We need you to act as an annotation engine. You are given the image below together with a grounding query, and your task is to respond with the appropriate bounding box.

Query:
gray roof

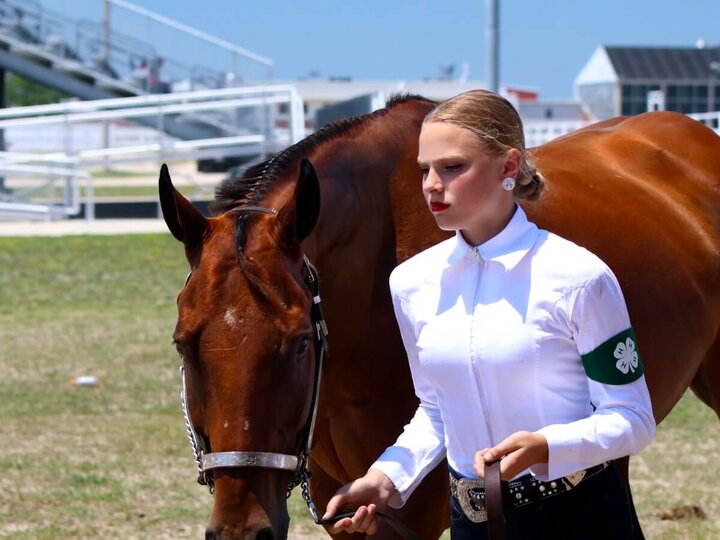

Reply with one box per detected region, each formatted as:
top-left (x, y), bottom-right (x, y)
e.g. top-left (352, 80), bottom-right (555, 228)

top-left (605, 46), bottom-right (720, 80)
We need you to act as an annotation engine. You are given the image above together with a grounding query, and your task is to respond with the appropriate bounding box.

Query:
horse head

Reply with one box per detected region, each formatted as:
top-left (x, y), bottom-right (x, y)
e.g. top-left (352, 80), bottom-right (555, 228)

top-left (159, 160), bottom-right (322, 540)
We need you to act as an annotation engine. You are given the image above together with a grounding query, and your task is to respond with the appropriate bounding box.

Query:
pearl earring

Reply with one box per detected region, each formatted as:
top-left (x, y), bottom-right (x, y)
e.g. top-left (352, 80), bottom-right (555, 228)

top-left (502, 177), bottom-right (516, 191)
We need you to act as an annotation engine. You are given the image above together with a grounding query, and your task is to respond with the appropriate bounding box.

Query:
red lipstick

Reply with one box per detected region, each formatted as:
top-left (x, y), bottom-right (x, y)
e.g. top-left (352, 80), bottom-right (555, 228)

top-left (430, 202), bottom-right (450, 212)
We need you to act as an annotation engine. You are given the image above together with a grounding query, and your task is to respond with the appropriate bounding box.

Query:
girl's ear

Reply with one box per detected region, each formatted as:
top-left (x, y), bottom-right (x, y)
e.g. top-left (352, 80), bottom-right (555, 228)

top-left (502, 148), bottom-right (522, 179)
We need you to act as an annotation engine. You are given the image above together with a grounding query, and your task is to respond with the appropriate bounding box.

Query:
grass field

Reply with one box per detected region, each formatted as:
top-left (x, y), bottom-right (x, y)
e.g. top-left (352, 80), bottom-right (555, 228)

top-left (0, 233), bottom-right (718, 539)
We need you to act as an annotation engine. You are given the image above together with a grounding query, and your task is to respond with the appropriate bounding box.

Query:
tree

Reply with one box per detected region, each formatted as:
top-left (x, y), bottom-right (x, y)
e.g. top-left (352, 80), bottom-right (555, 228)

top-left (5, 73), bottom-right (68, 107)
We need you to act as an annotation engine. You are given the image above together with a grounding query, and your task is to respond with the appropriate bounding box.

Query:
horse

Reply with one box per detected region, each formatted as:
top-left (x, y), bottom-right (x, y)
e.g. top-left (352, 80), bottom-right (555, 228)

top-left (159, 95), bottom-right (720, 540)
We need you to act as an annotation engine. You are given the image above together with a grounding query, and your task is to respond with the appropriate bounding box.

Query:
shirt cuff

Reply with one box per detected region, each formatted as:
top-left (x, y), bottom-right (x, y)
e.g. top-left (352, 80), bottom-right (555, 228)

top-left (370, 446), bottom-right (432, 508)
top-left (531, 424), bottom-right (582, 481)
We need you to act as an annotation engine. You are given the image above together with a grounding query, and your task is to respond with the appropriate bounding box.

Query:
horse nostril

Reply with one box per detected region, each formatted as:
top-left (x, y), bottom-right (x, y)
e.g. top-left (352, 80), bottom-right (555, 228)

top-left (255, 527), bottom-right (275, 540)
top-left (205, 528), bottom-right (220, 540)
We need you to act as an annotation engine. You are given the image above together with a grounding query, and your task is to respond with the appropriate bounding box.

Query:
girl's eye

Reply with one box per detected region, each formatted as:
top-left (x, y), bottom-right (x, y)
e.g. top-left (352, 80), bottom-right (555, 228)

top-left (445, 164), bottom-right (462, 171)
top-left (419, 167), bottom-right (429, 177)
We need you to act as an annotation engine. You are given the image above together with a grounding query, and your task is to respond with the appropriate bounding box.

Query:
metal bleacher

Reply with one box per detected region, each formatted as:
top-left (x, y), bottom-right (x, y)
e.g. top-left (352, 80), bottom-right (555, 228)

top-left (0, 0), bottom-right (147, 99)
top-left (0, 0), bottom-right (304, 222)
top-left (0, 0), bottom-right (275, 141)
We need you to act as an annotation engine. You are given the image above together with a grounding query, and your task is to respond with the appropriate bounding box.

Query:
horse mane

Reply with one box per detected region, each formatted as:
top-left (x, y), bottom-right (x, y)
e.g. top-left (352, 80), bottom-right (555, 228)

top-left (209, 93), bottom-right (434, 215)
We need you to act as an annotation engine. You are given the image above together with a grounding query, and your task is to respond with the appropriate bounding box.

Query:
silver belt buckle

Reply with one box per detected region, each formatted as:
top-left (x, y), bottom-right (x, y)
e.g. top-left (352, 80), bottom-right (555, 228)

top-left (563, 469), bottom-right (587, 488)
top-left (456, 477), bottom-right (488, 523)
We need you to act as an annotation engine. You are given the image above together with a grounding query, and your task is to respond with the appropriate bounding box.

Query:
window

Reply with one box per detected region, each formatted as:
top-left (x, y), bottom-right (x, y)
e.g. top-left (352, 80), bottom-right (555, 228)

top-left (665, 84), bottom-right (711, 114)
top-left (620, 84), bottom-right (661, 115)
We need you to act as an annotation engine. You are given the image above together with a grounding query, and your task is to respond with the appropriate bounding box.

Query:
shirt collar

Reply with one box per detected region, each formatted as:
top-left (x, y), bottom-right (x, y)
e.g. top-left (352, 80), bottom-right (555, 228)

top-left (447, 205), bottom-right (539, 270)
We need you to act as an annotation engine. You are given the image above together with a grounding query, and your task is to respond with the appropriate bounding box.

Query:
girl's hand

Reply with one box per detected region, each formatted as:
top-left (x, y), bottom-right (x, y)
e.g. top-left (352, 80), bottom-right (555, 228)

top-left (323, 468), bottom-right (397, 535)
top-left (474, 431), bottom-right (548, 480)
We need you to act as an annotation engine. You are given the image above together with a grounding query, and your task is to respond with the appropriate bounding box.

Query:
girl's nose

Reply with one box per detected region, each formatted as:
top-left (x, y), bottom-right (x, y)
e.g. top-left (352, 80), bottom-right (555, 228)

top-left (423, 170), bottom-right (442, 193)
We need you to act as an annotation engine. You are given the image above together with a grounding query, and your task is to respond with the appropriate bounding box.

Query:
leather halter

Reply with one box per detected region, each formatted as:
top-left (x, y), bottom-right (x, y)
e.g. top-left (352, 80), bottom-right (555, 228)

top-left (179, 206), bottom-right (329, 520)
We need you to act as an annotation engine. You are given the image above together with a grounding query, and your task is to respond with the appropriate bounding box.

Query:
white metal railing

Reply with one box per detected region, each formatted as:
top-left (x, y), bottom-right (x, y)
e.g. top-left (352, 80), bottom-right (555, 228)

top-left (0, 84), bottom-right (305, 151)
top-left (525, 111), bottom-right (720, 147)
top-left (687, 111), bottom-right (720, 134)
top-left (0, 152), bottom-right (91, 221)
top-left (108, 0), bottom-right (273, 69)
top-left (0, 0), bottom-right (274, 94)
top-left (106, 0), bottom-right (274, 87)
top-left (0, 85), bottom-right (305, 221)
top-left (524, 120), bottom-right (591, 148)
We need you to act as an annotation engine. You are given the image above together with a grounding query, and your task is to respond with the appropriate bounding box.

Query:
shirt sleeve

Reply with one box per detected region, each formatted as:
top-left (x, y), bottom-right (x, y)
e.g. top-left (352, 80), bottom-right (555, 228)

top-left (530, 268), bottom-right (656, 481)
top-left (369, 280), bottom-right (447, 508)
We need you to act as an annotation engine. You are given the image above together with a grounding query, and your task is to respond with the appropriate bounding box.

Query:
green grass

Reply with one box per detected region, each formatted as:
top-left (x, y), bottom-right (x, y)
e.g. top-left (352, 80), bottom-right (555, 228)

top-left (89, 169), bottom-right (158, 179)
top-left (84, 185), bottom-right (212, 199)
top-left (0, 234), bottom-right (718, 539)
top-left (25, 184), bottom-right (210, 200)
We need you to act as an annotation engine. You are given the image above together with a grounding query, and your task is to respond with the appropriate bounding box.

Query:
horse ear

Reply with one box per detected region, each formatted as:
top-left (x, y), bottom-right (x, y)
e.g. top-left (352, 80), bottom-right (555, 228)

top-left (276, 159), bottom-right (320, 249)
top-left (158, 163), bottom-right (208, 252)
top-left (295, 159), bottom-right (321, 241)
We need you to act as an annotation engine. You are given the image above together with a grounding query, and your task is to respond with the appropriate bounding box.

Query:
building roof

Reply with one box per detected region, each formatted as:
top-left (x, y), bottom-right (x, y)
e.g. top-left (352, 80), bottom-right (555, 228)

top-left (605, 46), bottom-right (720, 80)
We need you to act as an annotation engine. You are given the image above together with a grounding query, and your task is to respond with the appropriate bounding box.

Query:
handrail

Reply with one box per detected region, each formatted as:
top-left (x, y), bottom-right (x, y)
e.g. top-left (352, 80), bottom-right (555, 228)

top-left (0, 84), bottom-right (305, 221)
top-left (687, 111), bottom-right (720, 133)
top-left (0, 154), bottom-right (90, 220)
top-left (0, 94), bottom-right (297, 129)
top-left (0, 0), bottom-right (274, 96)
top-left (0, 150), bottom-right (78, 164)
top-left (107, 0), bottom-right (274, 69)
top-left (0, 84), bottom-right (300, 119)
top-left (52, 134), bottom-right (265, 160)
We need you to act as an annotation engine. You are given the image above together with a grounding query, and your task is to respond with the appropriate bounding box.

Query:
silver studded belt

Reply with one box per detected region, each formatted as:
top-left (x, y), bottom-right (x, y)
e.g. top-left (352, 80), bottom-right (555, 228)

top-left (449, 462), bottom-right (611, 523)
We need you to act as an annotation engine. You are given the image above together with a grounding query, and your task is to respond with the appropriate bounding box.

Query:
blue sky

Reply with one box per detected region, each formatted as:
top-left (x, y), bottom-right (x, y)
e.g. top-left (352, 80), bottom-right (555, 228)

top-left (45, 1), bottom-right (720, 99)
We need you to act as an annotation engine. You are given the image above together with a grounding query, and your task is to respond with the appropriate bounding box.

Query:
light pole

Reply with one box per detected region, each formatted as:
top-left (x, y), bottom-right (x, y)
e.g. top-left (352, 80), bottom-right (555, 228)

top-left (486, 0), bottom-right (499, 93)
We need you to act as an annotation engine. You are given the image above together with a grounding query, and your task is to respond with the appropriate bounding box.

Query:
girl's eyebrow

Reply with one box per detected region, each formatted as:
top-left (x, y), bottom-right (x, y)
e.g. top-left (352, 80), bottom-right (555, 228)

top-left (417, 155), bottom-right (466, 166)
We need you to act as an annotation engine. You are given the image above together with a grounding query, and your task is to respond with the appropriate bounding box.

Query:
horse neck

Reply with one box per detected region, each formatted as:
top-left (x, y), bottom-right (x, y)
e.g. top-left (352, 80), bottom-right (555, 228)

top-left (303, 100), bottom-right (433, 261)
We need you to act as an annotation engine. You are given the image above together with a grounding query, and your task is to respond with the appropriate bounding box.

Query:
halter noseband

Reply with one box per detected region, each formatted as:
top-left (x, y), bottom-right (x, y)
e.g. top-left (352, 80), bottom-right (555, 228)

top-left (178, 207), bottom-right (329, 520)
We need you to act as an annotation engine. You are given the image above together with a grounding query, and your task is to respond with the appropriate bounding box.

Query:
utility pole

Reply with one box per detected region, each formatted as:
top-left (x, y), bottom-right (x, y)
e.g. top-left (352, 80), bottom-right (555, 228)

top-left (103, 0), bottom-right (111, 171)
top-left (0, 69), bottom-right (5, 194)
top-left (104, 0), bottom-right (111, 64)
top-left (487, 0), bottom-right (499, 93)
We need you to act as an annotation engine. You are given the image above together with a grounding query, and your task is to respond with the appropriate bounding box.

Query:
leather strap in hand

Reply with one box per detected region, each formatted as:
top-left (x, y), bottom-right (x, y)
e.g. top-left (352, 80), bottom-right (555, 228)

top-left (320, 511), bottom-right (423, 540)
top-left (485, 460), bottom-right (506, 540)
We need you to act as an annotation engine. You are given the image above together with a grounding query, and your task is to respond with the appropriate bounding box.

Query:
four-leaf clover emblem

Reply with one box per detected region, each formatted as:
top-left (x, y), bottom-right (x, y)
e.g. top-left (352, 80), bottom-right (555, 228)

top-left (614, 337), bottom-right (639, 374)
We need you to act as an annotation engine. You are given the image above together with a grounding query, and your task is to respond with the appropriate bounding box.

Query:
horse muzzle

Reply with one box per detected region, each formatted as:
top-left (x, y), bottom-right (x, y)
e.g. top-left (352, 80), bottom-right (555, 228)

top-left (205, 525), bottom-right (276, 540)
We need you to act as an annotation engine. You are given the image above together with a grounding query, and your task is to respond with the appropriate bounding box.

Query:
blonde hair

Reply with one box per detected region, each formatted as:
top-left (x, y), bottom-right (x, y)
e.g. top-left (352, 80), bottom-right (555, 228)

top-left (424, 89), bottom-right (546, 201)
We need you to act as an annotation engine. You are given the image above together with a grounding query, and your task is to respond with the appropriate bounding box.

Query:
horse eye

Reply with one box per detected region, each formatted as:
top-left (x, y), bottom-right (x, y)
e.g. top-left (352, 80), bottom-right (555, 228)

top-left (296, 337), bottom-right (311, 358)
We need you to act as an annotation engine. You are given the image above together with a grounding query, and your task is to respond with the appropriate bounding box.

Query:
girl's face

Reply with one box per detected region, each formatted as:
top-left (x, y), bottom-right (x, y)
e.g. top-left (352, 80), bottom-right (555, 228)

top-left (418, 121), bottom-right (519, 246)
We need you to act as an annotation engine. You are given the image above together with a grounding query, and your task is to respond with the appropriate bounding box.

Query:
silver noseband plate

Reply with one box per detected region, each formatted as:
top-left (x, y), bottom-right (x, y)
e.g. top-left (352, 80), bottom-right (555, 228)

top-left (202, 451), bottom-right (299, 472)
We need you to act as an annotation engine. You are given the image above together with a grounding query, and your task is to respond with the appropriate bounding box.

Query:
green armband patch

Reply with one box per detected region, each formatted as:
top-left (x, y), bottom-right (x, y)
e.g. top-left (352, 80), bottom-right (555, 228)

top-left (581, 328), bottom-right (644, 385)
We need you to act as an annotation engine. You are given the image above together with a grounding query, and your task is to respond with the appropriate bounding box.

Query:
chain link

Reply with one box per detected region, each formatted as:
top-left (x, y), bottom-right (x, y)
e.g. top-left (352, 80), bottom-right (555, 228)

top-left (300, 471), bottom-right (320, 523)
top-left (180, 366), bottom-right (213, 492)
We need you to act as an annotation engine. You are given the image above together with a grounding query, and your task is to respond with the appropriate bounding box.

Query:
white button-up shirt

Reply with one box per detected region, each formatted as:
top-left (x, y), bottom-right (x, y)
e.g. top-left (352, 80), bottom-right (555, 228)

top-left (372, 206), bottom-right (655, 507)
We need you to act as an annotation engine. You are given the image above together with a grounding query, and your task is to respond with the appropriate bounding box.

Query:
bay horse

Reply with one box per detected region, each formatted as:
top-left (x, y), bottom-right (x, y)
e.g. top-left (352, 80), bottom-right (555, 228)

top-left (159, 95), bottom-right (720, 540)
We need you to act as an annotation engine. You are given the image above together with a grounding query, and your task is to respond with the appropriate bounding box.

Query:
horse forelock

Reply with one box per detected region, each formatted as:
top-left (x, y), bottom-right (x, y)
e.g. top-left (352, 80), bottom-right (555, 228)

top-left (207, 207), bottom-right (300, 319)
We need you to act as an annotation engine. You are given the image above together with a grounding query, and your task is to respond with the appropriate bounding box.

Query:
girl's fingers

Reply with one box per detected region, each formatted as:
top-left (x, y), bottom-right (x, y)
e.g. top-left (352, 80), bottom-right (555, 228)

top-left (346, 506), bottom-right (368, 534)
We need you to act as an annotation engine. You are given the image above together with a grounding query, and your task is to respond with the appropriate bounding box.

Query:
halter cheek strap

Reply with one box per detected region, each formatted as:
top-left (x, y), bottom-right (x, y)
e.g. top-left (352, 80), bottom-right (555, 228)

top-left (179, 255), bottom-right (328, 506)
